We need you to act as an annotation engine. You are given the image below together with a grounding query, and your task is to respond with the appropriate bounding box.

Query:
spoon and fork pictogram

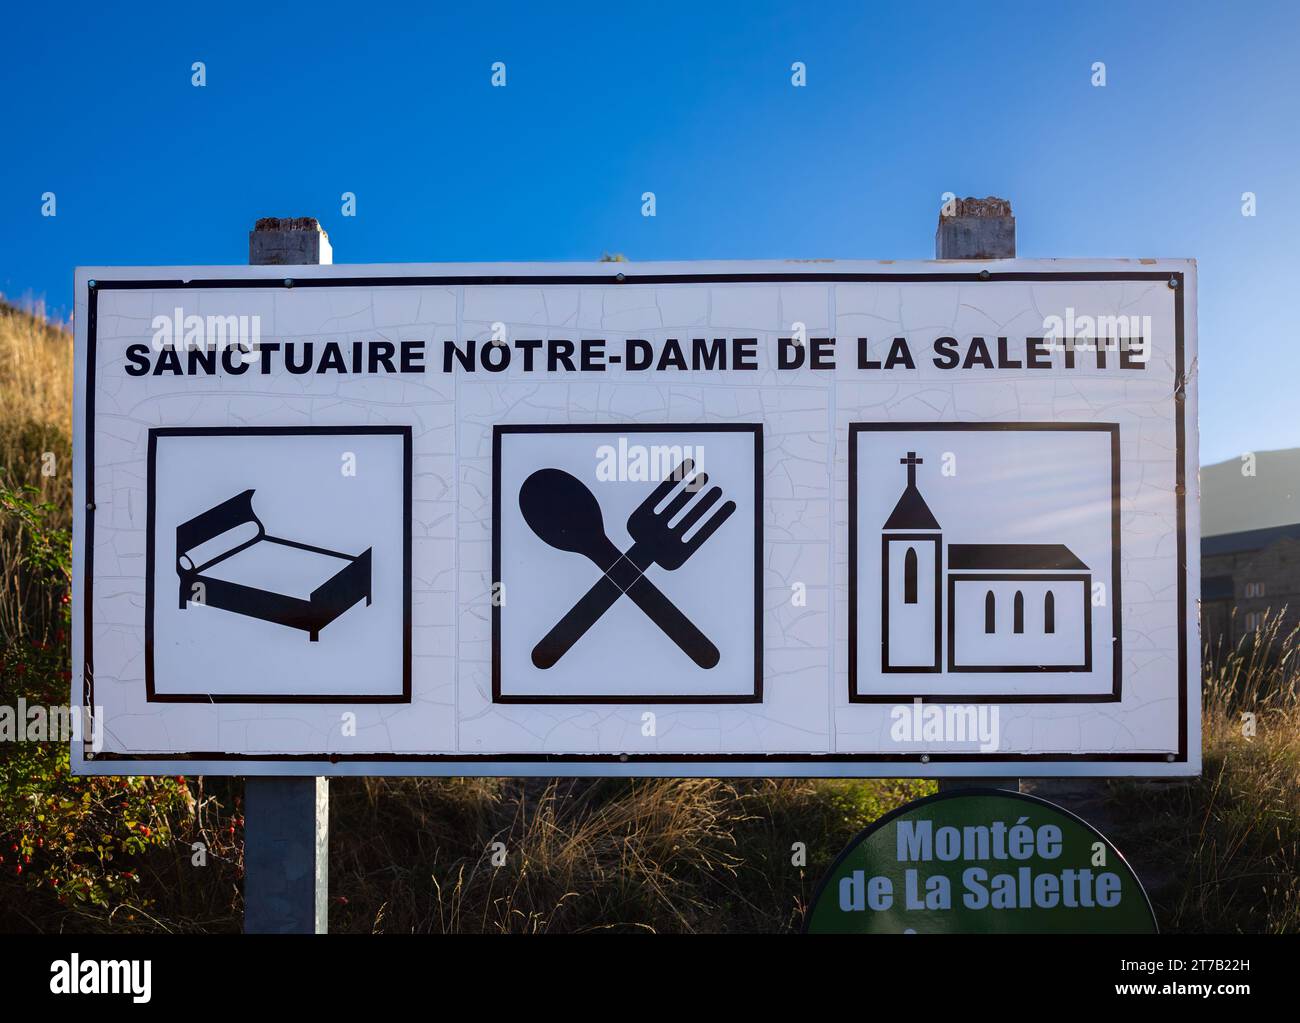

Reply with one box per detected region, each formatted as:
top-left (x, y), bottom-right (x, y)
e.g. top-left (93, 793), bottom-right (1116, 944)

top-left (519, 459), bottom-right (735, 669)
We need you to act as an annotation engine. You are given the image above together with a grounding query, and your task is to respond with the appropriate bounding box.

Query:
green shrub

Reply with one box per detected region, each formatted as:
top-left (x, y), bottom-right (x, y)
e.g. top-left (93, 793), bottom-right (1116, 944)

top-left (0, 476), bottom-right (242, 931)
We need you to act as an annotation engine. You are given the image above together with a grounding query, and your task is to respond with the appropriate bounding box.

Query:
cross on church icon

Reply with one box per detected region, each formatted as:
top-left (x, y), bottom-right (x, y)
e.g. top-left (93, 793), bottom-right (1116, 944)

top-left (850, 423), bottom-right (1120, 703)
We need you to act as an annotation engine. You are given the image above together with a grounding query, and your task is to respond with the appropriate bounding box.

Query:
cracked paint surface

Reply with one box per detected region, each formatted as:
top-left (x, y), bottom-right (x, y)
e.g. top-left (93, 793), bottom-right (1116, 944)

top-left (70, 260), bottom-right (1199, 776)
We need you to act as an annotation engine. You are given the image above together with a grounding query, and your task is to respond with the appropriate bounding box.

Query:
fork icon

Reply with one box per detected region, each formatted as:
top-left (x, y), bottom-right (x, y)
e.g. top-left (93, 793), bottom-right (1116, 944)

top-left (519, 459), bottom-right (736, 669)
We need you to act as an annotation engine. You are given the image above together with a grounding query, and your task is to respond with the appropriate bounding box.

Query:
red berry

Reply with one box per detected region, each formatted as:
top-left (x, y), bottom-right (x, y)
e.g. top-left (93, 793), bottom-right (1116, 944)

top-left (15, 865), bottom-right (21, 876)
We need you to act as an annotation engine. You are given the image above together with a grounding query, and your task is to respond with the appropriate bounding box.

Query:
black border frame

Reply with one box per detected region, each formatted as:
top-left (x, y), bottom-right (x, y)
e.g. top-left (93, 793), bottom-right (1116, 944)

top-left (491, 423), bottom-right (764, 704)
top-left (849, 422), bottom-right (1123, 704)
top-left (143, 425), bottom-right (413, 704)
top-left (80, 269), bottom-right (1188, 766)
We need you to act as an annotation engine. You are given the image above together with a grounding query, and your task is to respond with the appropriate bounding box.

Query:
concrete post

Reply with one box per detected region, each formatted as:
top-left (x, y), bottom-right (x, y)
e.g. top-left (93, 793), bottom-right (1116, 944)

top-left (243, 216), bottom-right (331, 934)
top-left (935, 197), bottom-right (1016, 259)
top-left (249, 216), bottom-right (333, 265)
top-left (243, 777), bottom-right (330, 933)
top-left (935, 197), bottom-right (1020, 793)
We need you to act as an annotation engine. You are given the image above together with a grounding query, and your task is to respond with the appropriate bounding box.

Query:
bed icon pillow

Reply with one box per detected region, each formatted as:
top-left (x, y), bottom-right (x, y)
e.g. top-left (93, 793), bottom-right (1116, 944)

top-left (176, 489), bottom-right (372, 642)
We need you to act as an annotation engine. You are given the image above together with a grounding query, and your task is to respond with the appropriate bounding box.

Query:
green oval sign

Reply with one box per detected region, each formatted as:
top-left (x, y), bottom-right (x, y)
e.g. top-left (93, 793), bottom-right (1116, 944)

top-left (806, 789), bottom-right (1156, 933)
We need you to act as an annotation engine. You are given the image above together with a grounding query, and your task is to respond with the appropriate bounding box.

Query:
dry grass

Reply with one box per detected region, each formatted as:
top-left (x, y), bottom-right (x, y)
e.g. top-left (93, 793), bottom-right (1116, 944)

top-left (0, 300), bottom-right (73, 643)
top-left (328, 775), bottom-right (932, 933)
top-left (0, 299), bottom-right (72, 507)
top-left (1177, 611), bottom-right (1299, 931)
top-left (1105, 610), bottom-right (1300, 933)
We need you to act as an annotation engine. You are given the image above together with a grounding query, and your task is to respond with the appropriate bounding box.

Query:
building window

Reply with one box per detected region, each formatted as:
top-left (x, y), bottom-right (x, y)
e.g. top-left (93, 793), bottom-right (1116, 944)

top-left (984, 590), bottom-right (996, 634)
top-left (904, 547), bottom-right (918, 604)
top-left (1044, 591), bottom-right (1055, 634)
top-left (1013, 591), bottom-right (1024, 634)
top-left (1245, 611), bottom-right (1264, 632)
top-left (1244, 581), bottom-right (1265, 598)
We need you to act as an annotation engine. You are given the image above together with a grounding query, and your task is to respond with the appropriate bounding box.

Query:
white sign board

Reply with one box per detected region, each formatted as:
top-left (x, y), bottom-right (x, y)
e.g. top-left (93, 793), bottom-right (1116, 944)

top-left (72, 260), bottom-right (1199, 776)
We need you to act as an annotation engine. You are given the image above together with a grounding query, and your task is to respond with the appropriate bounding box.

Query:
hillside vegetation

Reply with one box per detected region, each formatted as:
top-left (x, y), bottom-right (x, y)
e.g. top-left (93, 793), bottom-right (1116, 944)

top-left (0, 300), bottom-right (1296, 932)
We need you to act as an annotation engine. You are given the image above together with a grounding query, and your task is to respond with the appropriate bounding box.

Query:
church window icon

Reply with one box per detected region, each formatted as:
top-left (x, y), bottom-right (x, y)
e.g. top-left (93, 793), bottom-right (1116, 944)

top-left (850, 423), bottom-right (1121, 703)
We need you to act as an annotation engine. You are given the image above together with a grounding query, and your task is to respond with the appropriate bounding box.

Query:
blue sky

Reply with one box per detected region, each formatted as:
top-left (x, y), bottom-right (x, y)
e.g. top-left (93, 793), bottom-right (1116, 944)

top-left (1, 1), bottom-right (1296, 466)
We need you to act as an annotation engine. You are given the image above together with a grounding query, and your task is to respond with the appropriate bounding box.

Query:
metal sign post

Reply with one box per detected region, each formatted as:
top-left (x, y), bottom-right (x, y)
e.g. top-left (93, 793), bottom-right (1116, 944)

top-left (242, 218), bottom-right (332, 934)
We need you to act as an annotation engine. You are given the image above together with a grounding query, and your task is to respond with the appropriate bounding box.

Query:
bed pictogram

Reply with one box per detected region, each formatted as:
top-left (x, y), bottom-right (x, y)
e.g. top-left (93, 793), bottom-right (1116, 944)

top-left (176, 489), bottom-right (372, 642)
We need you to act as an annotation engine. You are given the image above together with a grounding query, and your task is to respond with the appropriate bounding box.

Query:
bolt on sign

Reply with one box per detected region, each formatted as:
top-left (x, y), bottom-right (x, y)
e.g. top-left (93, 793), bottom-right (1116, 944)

top-left (805, 790), bottom-right (1158, 933)
top-left (70, 260), bottom-right (1199, 777)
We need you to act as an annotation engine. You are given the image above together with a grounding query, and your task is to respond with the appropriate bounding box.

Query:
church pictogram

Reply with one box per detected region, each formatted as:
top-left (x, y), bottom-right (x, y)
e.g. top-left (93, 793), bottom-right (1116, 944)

top-left (882, 451), bottom-right (1093, 674)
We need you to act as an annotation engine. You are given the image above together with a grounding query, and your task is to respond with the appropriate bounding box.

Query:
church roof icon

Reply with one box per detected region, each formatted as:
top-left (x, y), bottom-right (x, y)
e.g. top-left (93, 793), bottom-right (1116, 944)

top-left (880, 449), bottom-right (1090, 572)
top-left (948, 544), bottom-right (1088, 571)
top-left (883, 451), bottom-right (940, 530)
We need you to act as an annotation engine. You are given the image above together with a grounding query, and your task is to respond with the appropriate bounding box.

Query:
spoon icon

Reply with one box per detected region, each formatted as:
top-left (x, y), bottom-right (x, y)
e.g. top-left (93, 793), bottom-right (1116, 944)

top-left (519, 468), bottom-right (624, 569)
top-left (519, 467), bottom-right (725, 669)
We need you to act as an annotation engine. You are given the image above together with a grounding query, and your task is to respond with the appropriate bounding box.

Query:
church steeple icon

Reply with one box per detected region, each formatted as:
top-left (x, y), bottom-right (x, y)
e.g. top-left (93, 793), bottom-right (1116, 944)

top-left (882, 450), bottom-right (942, 672)
top-left (883, 451), bottom-right (940, 531)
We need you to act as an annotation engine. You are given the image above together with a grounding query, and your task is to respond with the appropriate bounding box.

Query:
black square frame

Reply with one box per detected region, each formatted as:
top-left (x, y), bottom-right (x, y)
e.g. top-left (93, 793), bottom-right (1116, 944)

top-left (849, 422), bottom-right (1122, 704)
top-left (491, 422), bottom-right (764, 704)
top-left (143, 425), bottom-right (413, 704)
